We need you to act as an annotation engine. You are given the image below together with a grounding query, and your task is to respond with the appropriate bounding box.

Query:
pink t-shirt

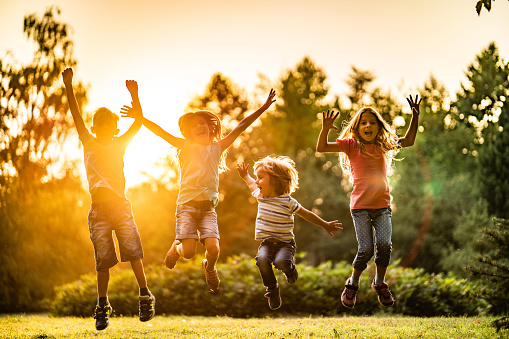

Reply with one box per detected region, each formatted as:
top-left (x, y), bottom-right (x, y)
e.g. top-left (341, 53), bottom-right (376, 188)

top-left (336, 138), bottom-right (390, 209)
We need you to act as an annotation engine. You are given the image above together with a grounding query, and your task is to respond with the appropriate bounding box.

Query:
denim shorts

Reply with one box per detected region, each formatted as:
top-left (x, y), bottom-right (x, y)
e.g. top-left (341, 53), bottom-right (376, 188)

top-left (88, 199), bottom-right (144, 271)
top-left (175, 202), bottom-right (220, 241)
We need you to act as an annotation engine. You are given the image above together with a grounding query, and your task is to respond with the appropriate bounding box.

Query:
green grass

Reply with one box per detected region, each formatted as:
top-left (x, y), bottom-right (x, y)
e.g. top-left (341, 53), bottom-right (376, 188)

top-left (0, 314), bottom-right (503, 338)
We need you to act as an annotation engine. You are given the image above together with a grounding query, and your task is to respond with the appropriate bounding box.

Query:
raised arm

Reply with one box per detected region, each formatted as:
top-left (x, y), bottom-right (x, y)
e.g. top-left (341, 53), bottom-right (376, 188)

top-left (296, 207), bottom-right (343, 237)
top-left (62, 68), bottom-right (88, 139)
top-left (398, 94), bottom-right (421, 148)
top-left (218, 89), bottom-right (276, 152)
top-left (316, 109), bottom-right (341, 153)
top-left (118, 80), bottom-right (143, 145)
top-left (121, 104), bottom-right (187, 149)
top-left (236, 162), bottom-right (258, 192)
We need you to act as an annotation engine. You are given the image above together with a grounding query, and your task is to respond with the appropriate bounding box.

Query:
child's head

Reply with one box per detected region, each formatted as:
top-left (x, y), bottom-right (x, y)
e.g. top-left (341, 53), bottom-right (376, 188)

top-left (91, 107), bottom-right (120, 138)
top-left (253, 156), bottom-right (299, 196)
top-left (338, 107), bottom-right (401, 178)
top-left (178, 110), bottom-right (222, 144)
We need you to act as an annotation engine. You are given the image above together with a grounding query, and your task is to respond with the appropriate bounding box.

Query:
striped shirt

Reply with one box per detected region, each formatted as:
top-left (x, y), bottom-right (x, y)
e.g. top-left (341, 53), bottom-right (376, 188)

top-left (252, 189), bottom-right (302, 242)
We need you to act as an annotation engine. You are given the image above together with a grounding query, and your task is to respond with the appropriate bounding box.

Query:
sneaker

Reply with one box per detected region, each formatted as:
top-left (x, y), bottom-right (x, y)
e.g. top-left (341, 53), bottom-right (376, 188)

top-left (341, 278), bottom-right (359, 308)
top-left (164, 241), bottom-right (181, 269)
top-left (285, 267), bottom-right (298, 284)
top-left (371, 279), bottom-right (395, 307)
top-left (201, 259), bottom-right (220, 292)
top-left (264, 284), bottom-right (282, 310)
top-left (139, 293), bottom-right (155, 322)
top-left (94, 303), bottom-right (113, 331)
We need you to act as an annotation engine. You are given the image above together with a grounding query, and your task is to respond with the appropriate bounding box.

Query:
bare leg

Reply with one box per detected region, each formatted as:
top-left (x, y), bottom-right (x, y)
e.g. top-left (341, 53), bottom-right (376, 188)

top-left (130, 260), bottom-right (148, 289)
top-left (203, 238), bottom-right (220, 271)
top-left (97, 269), bottom-right (110, 298)
top-left (375, 265), bottom-right (387, 284)
top-left (178, 239), bottom-right (198, 259)
top-left (352, 267), bottom-right (363, 281)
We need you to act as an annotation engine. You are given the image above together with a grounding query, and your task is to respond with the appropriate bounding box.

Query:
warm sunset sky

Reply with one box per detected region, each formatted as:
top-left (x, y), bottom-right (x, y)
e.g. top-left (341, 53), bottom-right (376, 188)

top-left (1, 0), bottom-right (509, 186)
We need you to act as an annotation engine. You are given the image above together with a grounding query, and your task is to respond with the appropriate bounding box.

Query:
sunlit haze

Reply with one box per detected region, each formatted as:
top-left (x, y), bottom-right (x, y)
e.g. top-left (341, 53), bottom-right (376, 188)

top-left (2, 0), bottom-right (508, 188)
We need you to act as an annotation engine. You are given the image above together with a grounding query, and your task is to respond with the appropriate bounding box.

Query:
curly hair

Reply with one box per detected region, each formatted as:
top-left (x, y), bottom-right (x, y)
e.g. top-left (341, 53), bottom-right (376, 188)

top-left (254, 156), bottom-right (299, 195)
top-left (338, 107), bottom-right (401, 178)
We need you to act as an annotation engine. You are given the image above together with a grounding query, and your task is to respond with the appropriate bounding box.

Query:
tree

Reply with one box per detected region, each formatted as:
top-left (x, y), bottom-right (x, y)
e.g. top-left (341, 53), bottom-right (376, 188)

top-left (267, 57), bottom-right (330, 158)
top-left (0, 7), bottom-right (87, 192)
top-left (0, 7), bottom-right (90, 312)
top-left (454, 42), bottom-right (509, 219)
top-left (467, 218), bottom-right (509, 331)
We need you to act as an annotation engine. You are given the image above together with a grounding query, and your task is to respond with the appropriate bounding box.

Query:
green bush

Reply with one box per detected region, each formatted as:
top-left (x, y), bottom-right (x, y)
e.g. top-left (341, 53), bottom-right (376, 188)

top-left (51, 254), bottom-right (489, 318)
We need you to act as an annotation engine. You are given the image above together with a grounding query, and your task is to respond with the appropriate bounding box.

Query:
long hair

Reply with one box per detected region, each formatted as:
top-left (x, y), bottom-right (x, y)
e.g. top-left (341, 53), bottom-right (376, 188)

top-left (177, 110), bottom-right (228, 173)
top-left (338, 107), bottom-right (401, 178)
top-left (254, 156), bottom-right (299, 195)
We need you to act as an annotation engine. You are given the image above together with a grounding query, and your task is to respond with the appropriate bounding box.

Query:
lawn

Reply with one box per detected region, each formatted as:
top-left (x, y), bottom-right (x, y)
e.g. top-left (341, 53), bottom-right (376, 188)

top-left (0, 314), bottom-right (502, 338)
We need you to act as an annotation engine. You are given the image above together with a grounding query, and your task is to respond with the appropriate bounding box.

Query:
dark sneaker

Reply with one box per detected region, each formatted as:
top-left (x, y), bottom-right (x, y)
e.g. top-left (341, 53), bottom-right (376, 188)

top-left (164, 241), bottom-right (181, 269)
top-left (285, 267), bottom-right (298, 284)
top-left (264, 284), bottom-right (282, 310)
top-left (341, 278), bottom-right (359, 308)
top-left (371, 279), bottom-right (395, 307)
top-left (201, 259), bottom-right (220, 292)
top-left (139, 294), bottom-right (155, 322)
top-left (94, 303), bottom-right (113, 331)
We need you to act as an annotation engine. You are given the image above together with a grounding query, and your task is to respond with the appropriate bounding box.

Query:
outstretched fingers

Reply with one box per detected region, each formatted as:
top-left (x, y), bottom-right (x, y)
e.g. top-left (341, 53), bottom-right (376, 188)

top-left (406, 94), bottom-right (422, 114)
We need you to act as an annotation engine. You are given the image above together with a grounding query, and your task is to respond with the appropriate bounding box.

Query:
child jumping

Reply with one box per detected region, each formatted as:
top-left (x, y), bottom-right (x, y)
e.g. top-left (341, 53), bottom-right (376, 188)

top-left (237, 156), bottom-right (343, 310)
top-left (62, 68), bottom-right (155, 330)
top-left (316, 95), bottom-right (421, 308)
top-left (121, 89), bottom-right (276, 292)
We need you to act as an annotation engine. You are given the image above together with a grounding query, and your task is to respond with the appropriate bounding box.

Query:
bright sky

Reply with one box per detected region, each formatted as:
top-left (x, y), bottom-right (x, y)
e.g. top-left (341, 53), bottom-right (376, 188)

top-left (2, 0), bottom-right (509, 187)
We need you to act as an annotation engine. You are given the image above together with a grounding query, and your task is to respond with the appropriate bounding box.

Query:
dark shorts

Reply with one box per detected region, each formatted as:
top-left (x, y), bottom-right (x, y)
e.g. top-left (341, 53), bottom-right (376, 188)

top-left (88, 200), bottom-right (143, 271)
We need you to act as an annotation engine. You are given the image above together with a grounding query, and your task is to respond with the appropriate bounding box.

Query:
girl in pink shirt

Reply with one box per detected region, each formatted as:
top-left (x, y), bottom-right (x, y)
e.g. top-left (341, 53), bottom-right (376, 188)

top-left (316, 95), bottom-right (421, 309)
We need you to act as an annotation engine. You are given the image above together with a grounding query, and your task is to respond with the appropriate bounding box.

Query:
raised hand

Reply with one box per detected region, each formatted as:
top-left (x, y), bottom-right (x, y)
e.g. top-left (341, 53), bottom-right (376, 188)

top-left (126, 80), bottom-right (138, 95)
top-left (321, 109), bottom-right (339, 131)
top-left (260, 89), bottom-right (276, 111)
top-left (62, 68), bottom-right (73, 86)
top-left (120, 102), bottom-right (142, 120)
top-left (236, 162), bottom-right (249, 178)
top-left (322, 220), bottom-right (343, 237)
top-left (406, 94), bottom-right (421, 115)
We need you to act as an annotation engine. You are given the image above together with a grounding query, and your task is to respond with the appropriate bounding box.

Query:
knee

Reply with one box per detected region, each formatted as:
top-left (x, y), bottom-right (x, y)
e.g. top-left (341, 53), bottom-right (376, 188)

top-left (357, 246), bottom-right (374, 260)
top-left (181, 248), bottom-right (196, 260)
top-left (206, 244), bottom-right (220, 258)
top-left (273, 257), bottom-right (293, 272)
top-left (255, 254), bottom-right (271, 268)
top-left (377, 241), bottom-right (392, 255)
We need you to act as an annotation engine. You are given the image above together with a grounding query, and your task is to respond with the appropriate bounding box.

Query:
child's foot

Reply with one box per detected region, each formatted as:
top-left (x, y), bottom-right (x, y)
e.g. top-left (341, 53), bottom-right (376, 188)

top-left (164, 241), bottom-right (181, 269)
top-left (285, 267), bottom-right (298, 284)
top-left (139, 293), bottom-right (155, 322)
top-left (201, 259), bottom-right (220, 291)
top-left (94, 303), bottom-right (113, 330)
top-left (264, 284), bottom-right (282, 310)
top-left (341, 278), bottom-right (359, 308)
top-left (371, 279), bottom-right (395, 307)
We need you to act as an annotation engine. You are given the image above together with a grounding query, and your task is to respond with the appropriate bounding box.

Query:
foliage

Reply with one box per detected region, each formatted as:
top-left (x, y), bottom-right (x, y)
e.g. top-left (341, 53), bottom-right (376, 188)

top-left (476, 0), bottom-right (509, 15)
top-left (0, 7), bottom-right (91, 312)
top-left (467, 218), bottom-right (509, 331)
top-left (52, 254), bottom-right (489, 318)
top-left (0, 7), bottom-right (87, 192)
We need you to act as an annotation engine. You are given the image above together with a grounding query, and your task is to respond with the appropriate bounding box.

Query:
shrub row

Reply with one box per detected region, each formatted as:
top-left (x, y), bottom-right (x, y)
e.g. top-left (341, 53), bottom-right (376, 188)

top-left (51, 254), bottom-right (490, 318)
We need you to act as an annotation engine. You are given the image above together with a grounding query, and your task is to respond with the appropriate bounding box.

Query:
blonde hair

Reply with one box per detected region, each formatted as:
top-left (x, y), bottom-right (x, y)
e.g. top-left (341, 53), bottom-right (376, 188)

top-left (254, 156), bottom-right (299, 195)
top-left (338, 107), bottom-right (401, 178)
top-left (93, 107), bottom-right (118, 127)
top-left (177, 110), bottom-right (228, 172)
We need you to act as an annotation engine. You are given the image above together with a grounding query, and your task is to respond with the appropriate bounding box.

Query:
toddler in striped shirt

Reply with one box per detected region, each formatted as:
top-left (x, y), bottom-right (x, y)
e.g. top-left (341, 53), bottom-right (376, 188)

top-left (237, 156), bottom-right (343, 310)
